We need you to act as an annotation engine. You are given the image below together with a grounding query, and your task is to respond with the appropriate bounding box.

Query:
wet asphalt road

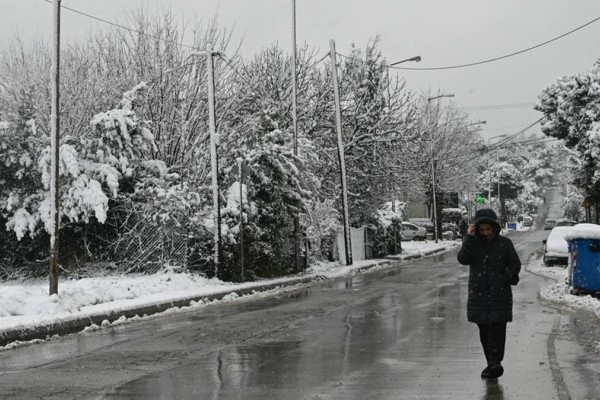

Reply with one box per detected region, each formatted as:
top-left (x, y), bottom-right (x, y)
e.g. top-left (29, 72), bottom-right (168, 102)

top-left (2, 191), bottom-right (600, 399)
top-left (1, 230), bottom-right (600, 399)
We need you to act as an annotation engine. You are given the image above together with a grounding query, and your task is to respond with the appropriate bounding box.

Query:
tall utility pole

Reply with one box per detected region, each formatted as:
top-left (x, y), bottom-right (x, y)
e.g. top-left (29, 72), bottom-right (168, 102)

top-left (291, 0), bottom-right (298, 154)
top-left (238, 159), bottom-right (244, 282)
top-left (426, 94), bottom-right (453, 243)
top-left (205, 44), bottom-right (222, 279)
top-left (488, 161), bottom-right (492, 205)
top-left (432, 159), bottom-right (438, 243)
top-left (329, 39), bottom-right (352, 266)
top-left (49, 0), bottom-right (61, 295)
top-left (497, 151), bottom-right (501, 227)
top-left (488, 134), bottom-right (507, 218)
top-left (291, 0), bottom-right (301, 271)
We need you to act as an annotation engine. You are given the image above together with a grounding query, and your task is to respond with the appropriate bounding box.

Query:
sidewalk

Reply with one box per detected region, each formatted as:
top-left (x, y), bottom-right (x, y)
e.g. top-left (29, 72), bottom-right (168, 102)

top-left (0, 240), bottom-right (460, 348)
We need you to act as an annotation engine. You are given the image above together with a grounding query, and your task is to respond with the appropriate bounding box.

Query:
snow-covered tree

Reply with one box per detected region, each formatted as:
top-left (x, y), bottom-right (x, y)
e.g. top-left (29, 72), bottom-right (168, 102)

top-left (1, 83), bottom-right (156, 241)
top-left (219, 45), bottom-right (338, 269)
top-left (563, 188), bottom-right (585, 222)
top-left (477, 161), bottom-right (524, 225)
top-left (535, 60), bottom-right (600, 211)
top-left (302, 198), bottom-right (341, 263)
top-left (219, 113), bottom-right (320, 279)
top-left (404, 93), bottom-right (484, 235)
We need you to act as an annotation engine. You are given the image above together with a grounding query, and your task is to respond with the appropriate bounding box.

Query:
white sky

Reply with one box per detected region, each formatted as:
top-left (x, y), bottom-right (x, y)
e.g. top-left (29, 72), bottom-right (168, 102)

top-left (2, 0), bottom-right (600, 141)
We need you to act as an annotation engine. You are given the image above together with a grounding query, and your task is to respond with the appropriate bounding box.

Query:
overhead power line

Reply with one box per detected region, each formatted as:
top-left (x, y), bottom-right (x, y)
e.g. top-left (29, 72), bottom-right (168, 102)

top-left (45, 0), bottom-right (600, 73)
top-left (337, 15), bottom-right (600, 71)
top-left (463, 102), bottom-right (535, 112)
top-left (42, 0), bottom-right (200, 50)
top-left (488, 117), bottom-right (544, 149)
top-left (485, 123), bottom-right (537, 132)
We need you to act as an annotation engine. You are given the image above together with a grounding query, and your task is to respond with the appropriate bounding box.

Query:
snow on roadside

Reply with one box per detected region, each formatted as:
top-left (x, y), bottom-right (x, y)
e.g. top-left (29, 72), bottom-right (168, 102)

top-left (527, 257), bottom-right (600, 318)
top-left (0, 240), bottom-right (455, 346)
top-left (399, 239), bottom-right (461, 255)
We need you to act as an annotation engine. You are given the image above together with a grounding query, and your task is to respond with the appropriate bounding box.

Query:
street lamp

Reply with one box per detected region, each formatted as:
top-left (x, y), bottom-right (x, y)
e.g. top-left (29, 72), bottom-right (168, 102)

top-left (427, 93), bottom-right (455, 242)
top-left (387, 53), bottom-right (420, 253)
top-left (466, 120), bottom-right (486, 127)
top-left (487, 134), bottom-right (508, 225)
top-left (428, 93), bottom-right (454, 102)
top-left (390, 55), bottom-right (422, 66)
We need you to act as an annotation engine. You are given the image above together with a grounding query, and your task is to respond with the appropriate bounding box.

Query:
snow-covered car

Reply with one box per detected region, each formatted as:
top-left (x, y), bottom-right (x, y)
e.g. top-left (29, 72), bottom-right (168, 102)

top-left (400, 222), bottom-right (427, 241)
top-left (543, 226), bottom-right (572, 266)
top-left (408, 218), bottom-right (434, 233)
top-left (522, 216), bottom-right (533, 227)
top-left (543, 218), bottom-right (557, 230)
top-left (556, 219), bottom-right (576, 227)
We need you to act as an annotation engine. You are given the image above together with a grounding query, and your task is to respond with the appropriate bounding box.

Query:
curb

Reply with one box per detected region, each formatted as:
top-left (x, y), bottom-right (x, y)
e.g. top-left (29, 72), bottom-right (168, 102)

top-left (0, 275), bottom-right (320, 347)
top-left (385, 246), bottom-right (448, 261)
top-left (423, 247), bottom-right (447, 256)
top-left (0, 259), bottom-right (400, 348)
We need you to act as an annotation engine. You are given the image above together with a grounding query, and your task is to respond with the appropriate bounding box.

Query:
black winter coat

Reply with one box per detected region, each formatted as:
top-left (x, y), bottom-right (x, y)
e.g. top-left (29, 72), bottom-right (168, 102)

top-left (457, 234), bottom-right (521, 324)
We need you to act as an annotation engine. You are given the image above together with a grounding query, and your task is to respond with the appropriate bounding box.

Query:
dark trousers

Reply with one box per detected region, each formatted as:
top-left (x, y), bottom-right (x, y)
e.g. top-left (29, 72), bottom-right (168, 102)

top-left (477, 323), bottom-right (507, 365)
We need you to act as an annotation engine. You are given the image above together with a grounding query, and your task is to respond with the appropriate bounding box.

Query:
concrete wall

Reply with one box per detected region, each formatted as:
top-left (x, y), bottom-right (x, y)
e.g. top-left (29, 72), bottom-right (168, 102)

top-left (336, 227), bottom-right (367, 265)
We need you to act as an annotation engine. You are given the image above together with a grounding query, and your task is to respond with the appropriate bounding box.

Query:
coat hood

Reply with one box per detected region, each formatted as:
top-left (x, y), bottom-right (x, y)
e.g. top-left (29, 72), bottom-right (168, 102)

top-left (472, 208), bottom-right (501, 233)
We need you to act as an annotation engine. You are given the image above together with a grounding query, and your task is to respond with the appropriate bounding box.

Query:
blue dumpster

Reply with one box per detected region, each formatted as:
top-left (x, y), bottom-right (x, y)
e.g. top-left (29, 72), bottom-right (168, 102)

top-left (566, 224), bottom-right (600, 293)
top-left (507, 222), bottom-right (517, 231)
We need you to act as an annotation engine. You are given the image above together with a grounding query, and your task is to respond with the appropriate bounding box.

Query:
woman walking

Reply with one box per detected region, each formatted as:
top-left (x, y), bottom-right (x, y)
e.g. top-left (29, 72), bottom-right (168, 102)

top-left (457, 209), bottom-right (521, 379)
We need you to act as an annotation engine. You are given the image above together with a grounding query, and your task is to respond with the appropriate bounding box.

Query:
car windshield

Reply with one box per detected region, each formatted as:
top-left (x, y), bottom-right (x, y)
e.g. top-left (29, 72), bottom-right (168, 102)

top-left (546, 219), bottom-right (556, 224)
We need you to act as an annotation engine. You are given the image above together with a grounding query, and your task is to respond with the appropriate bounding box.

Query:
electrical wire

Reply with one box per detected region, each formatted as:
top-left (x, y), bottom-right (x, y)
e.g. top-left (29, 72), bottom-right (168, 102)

top-left (487, 117), bottom-right (545, 150)
top-left (485, 123), bottom-right (536, 132)
top-left (47, 0), bottom-right (599, 74)
top-left (463, 102), bottom-right (535, 112)
top-left (336, 15), bottom-right (600, 71)
top-left (42, 0), bottom-right (201, 51)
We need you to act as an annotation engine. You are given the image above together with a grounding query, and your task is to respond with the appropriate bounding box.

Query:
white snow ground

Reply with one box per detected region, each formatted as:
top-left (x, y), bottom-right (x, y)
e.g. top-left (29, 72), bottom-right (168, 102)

top-left (0, 240), bottom-right (460, 349)
top-left (527, 257), bottom-right (600, 318)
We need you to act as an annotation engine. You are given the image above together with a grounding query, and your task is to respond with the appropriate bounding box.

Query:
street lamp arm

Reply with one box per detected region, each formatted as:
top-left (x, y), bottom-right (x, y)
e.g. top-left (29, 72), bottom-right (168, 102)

top-left (466, 120), bottom-right (486, 127)
top-left (428, 93), bottom-right (455, 102)
top-left (390, 55), bottom-right (422, 66)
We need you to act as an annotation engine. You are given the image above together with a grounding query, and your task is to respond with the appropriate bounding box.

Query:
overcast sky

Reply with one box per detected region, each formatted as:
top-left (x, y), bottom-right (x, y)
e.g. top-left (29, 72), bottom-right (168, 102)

top-left (2, 0), bottom-right (600, 142)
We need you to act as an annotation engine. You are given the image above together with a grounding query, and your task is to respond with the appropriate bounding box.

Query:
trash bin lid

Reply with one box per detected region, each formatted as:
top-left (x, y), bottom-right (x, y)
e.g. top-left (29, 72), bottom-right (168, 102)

top-left (564, 223), bottom-right (600, 240)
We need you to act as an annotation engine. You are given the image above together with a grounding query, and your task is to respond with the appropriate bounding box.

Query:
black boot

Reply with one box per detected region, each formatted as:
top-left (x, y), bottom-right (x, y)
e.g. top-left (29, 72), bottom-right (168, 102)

top-left (487, 364), bottom-right (504, 379)
top-left (480, 365), bottom-right (491, 379)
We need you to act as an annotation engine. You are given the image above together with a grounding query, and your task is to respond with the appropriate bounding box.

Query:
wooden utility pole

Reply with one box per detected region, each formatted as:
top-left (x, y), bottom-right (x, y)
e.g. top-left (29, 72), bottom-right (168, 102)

top-left (291, 0), bottom-right (302, 272)
top-left (291, 0), bottom-right (298, 155)
top-left (49, 0), bottom-right (61, 295)
top-left (205, 44), bottom-right (222, 279)
top-left (291, 0), bottom-right (301, 272)
top-left (329, 39), bottom-right (352, 266)
top-left (432, 159), bottom-right (438, 243)
top-left (238, 159), bottom-right (244, 282)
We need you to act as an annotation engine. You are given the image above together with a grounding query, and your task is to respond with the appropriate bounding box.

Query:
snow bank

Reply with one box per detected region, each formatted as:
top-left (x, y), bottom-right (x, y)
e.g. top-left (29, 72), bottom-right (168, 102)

top-left (0, 241), bottom-right (454, 343)
top-left (527, 258), bottom-right (600, 318)
top-left (564, 223), bottom-right (600, 240)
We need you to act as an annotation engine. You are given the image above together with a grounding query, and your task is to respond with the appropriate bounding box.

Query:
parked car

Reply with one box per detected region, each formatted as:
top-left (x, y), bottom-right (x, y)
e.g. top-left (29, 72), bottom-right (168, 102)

top-left (522, 216), bottom-right (533, 227)
top-left (408, 218), bottom-right (434, 233)
top-left (400, 222), bottom-right (427, 241)
top-left (543, 218), bottom-right (557, 230)
top-left (556, 219), bottom-right (576, 227)
top-left (543, 226), bottom-right (572, 266)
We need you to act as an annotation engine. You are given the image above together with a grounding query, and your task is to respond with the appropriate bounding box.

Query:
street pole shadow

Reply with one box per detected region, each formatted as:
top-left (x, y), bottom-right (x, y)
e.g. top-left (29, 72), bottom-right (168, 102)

top-left (481, 380), bottom-right (505, 400)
